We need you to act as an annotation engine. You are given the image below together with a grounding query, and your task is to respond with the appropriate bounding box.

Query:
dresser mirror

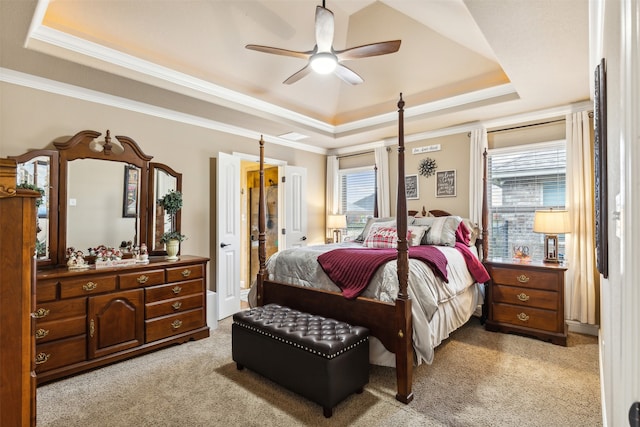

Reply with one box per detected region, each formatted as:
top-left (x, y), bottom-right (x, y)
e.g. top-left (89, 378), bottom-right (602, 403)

top-left (10, 130), bottom-right (181, 266)
top-left (148, 163), bottom-right (182, 253)
top-left (11, 150), bottom-right (59, 266)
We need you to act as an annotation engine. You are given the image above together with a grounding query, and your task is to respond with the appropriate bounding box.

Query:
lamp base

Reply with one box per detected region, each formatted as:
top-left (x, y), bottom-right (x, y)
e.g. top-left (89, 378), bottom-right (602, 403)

top-left (333, 229), bottom-right (342, 244)
top-left (543, 234), bottom-right (559, 263)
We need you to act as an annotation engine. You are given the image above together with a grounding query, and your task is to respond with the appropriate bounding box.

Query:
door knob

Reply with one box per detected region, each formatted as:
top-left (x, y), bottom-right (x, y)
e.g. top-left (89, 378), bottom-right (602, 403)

top-left (301, 236), bottom-right (307, 241)
top-left (220, 242), bottom-right (231, 248)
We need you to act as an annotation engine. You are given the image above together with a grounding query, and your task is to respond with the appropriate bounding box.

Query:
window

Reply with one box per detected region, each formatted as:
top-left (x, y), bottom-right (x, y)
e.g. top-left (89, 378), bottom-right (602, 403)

top-left (338, 167), bottom-right (376, 241)
top-left (487, 141), bottom-right (566, 260)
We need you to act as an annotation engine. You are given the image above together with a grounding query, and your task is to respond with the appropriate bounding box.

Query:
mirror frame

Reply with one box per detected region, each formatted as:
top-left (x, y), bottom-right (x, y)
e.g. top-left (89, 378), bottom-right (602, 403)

top-left (10, 129), bottom-right (182, 266)
top-left (148, 162), bottom-right (182, 256)
top-left (10, 150), bottom-right (59, 267)
top-left (56, 130), bottom-right (152, 264)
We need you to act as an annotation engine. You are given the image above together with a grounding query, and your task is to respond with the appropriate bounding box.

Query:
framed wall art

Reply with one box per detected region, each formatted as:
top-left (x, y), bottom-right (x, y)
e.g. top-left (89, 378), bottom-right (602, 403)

top-left (405, 174), bottom-right (419, 199)
top-left (436, 170), bottom-right (456, 197)
top-left (594, 58), bottom-right (608, 278)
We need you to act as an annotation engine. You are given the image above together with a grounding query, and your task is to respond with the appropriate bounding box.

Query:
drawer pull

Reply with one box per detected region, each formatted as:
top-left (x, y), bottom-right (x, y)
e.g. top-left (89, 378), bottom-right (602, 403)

top-left (516, 293), bottom-right (530, 302)
top-left (90, 319), bottom-right (95, 338)
top-left (35, 352), bottom-right (51, 365)
top-left (35, 328), bottom-right (50, 339)
top-left (172, 301), bottom-right (183, 311)
top-left (517, 312), bottom-right (530, 322)
top-left (171, 320), bottom-right (183, 330)
top-left (83, 281), bottom-right (98, 291)
top-left (137, 275), bottom-right (149, 284)
top-left (516, 274), bottom-right (530, 283)
top-left (181, 269), bottom-right (192, 278)
top-left (172, 286), bottom-right (182, 295)
top-left (33, 308), bottom-right (50, 319)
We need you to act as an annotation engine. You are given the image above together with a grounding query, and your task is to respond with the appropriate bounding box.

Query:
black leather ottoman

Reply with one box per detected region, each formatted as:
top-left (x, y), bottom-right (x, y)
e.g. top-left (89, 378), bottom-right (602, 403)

top-left (232, 304), bottom-right (369, 418)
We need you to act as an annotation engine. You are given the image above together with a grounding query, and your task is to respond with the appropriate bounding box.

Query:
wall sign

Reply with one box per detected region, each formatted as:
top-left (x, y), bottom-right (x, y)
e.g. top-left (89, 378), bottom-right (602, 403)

top-left (436, 170), bottom-right (456, 197)
top-left (405, 174), bottom-right (419, 199)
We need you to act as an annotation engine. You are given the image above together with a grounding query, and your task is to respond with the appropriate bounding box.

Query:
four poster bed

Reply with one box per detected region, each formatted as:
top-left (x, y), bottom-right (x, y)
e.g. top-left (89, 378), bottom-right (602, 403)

top-left (253, 94), bottom-right (490, 404)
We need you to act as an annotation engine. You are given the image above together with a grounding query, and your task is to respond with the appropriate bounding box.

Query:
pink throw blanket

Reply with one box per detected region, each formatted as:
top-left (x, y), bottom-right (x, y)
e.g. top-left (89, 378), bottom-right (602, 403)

top-left (454, 242), bottom-right (491, 284)
top-left (317, 246), bottom-right (448, 299)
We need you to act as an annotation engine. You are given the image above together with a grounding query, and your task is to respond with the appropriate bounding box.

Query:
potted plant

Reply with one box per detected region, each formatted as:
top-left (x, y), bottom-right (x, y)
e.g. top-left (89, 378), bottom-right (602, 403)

top-left (159, 190), bottom-right (185, 259)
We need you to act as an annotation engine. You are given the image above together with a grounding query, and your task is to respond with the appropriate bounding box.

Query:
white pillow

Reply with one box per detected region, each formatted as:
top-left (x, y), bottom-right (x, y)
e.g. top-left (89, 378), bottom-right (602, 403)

top-left (407, 225), bottom-right (430, 246)
top-left (425, 216), bottom-right (462, 247)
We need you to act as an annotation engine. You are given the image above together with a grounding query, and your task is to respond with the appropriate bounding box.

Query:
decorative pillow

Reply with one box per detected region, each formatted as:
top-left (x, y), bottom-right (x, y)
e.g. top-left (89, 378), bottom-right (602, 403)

top-left (407, 225), bottom-right (430, 246)
top-left (363, 226), bottom-right (400, 248)
top-left (465, 219), bottom-right (480, 247)
top-left (355, 217), bottom-right (394, 242)
top-left (425, 216), bottom-right (463, 247)
top-left (455, 220), bottom-right (472, 246)
top-left (411, 216), bottom-right (436, 227)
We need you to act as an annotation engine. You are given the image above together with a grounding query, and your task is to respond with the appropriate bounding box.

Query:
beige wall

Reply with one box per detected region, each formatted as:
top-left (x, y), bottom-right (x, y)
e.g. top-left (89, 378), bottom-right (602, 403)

top-left (0, 82), bottom-right (326, 291)
top-left (388, 132), bottom-right (471, 218)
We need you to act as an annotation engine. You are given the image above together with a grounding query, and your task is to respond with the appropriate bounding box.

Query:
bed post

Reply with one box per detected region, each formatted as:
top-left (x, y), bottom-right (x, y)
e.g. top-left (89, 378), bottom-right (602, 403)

top-left (481, 148), bottom-right (488, 262)
top-left (373, 164), bottom-right (379, 218)
top-left (394, 93), bottom-right (414, 404)
top-left (256, 136), bottom-right (266, 306)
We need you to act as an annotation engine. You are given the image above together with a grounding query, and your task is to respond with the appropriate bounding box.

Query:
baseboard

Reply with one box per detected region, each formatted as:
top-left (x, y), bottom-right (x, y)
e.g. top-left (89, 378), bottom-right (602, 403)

top-left (566, 320), bottom-right (599, 336)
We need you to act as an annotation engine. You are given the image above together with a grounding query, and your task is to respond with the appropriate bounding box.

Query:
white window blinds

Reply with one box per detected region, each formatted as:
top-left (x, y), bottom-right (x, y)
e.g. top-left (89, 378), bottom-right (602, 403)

top-left (487, 141), bottom-right (566, 260)
top-left (338, 168), bottom-right (376, 241)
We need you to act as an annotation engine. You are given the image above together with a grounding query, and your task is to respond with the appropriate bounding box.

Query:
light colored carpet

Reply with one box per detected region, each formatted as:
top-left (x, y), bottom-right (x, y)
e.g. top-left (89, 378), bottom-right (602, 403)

top-left (37, 317), bottom-right (601, 426)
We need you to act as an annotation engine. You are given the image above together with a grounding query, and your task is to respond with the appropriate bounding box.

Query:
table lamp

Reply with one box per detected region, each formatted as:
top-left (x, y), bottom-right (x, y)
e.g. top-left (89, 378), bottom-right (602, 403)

top-left (327, 214), bottom-right (347, 243)
top-left (533, 209), bottom-right (571, 263)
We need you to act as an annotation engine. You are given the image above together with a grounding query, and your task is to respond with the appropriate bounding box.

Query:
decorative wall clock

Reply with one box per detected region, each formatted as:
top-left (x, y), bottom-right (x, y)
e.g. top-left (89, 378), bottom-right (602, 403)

top-left (418, 157), bottom-right (437, 177)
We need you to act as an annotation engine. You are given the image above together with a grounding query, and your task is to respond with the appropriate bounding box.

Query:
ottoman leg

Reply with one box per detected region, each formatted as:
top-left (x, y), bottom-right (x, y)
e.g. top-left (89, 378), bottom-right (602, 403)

top-left (323, 407), bottom-right (333, 418)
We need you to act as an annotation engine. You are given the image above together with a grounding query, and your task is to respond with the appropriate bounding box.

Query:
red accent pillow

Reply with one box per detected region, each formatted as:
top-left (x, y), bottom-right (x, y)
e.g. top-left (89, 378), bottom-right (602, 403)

top-left (455, 220), bottom-right (471, 246)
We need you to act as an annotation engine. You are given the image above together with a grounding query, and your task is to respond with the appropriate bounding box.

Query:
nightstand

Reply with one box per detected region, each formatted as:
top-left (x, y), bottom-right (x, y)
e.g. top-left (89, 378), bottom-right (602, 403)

top-left (484, 259), bottom-right (567, 346)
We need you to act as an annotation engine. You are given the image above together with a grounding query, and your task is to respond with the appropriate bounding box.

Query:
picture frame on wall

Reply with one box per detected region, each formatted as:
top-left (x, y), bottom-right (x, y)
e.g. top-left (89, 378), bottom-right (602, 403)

top-left (594, 58), bottom-right (608, 278)
top-left (123, 165), bottom-right (139, 218)
top-left (436, 170), bottom-right (456, 197)
top-left (405, 174), bottom-right (419, 199)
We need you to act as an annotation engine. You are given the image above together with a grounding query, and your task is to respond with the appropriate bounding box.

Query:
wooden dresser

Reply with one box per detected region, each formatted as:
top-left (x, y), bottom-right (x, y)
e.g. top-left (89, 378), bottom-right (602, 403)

top-left (35, 255), bottom-right (210, 384)
top-left (484, 260), bottom-right (567, 346)
top-left (0, 162), bottom-right (38, 426)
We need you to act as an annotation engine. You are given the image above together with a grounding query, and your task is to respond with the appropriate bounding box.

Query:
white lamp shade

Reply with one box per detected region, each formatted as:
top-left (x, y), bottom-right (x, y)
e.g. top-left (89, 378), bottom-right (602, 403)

top-left (327, 214), bottom-right (347, 229)
top-left (533, 209), bottom-right (571, 234)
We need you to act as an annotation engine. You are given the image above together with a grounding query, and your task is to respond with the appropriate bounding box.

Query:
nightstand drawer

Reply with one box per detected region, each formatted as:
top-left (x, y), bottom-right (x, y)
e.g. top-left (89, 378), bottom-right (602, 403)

top-left (492, 284), bottom-right (557, 310)
top-left (490, 267), bottom-right (559, 291)
top-left (492, 303), bottom-right (559, 333)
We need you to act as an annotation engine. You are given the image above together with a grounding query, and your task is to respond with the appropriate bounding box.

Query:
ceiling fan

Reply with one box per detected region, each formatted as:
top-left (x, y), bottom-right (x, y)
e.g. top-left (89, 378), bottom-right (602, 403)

top-left (245, 1), bottom-right (401, 85)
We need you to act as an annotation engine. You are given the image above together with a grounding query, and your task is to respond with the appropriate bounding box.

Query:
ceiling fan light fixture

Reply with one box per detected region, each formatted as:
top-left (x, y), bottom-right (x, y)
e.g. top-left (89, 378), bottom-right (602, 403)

top-left (310, 52), bottom-right (337, 74)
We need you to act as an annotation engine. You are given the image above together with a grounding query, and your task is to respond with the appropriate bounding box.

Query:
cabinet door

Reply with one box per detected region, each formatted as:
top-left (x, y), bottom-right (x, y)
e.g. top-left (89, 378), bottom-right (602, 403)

top-left (88, 289), bottom-right (144, 359)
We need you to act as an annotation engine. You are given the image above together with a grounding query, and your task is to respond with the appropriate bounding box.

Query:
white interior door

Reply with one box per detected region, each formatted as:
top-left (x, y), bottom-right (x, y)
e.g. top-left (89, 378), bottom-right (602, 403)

top-left (282, 165), bottom-right (307, 249)
top-left (216, 152), bottom-right (241, 320)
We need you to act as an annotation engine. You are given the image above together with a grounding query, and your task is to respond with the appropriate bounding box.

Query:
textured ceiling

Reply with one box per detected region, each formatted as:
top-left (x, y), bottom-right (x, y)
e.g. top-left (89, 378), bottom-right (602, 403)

top-left (24, 0), bottom-right (591, 151)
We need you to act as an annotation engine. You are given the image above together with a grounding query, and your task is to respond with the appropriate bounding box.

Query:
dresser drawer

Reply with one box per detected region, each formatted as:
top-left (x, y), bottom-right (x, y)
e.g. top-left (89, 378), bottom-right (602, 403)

top-left (166, 264), bottom-right (203, 282)
top-left (492, 284), bottom-right (557, 310)
top-left (35, 311), bottom-right (86, 344)
top-left (490, 267), bottom-right (559, 291)
top-left (145, 293), bottom-right (204, 319)
top-left (145, 308), bottom-right (205, 342)
top-left (37, 279), bottom-right (58, 302)
top-left (492, 303), bottom-right (559, 333)
top-left (119, 269), bottom-right (165, 289)
top-left (60, 275), bottom-right (117, 298)
top-left (34, 297), bottom-right (86, 323)
top-left (35, 335), bottom-right (86, 373)
top-left (145, 279), bottom-right (204, 303)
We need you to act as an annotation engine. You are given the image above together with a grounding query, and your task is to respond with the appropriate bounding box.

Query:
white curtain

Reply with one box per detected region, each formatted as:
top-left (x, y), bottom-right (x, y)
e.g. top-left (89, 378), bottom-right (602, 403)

top-left (374, 146), bottom-right (391, 217)
top-left (326, 155), bottom-right (339, 216)
top-left (565, 111), bottom-right (598, 325)
top-left (469, 128), bottom-right (488, 225)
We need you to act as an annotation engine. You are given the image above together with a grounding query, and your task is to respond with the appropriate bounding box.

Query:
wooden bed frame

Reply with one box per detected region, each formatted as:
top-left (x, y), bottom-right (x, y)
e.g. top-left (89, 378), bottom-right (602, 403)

top-left (255, 94), bottom-right (489, 404)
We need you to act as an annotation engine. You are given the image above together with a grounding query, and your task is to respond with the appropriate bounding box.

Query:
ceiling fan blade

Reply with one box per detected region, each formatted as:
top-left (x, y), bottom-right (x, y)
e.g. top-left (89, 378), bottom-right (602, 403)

top-left (283, 64), bottom-right (313, 85)
top-left (315, 6), bottom-right (335, 53)
top-left (335, 40), bottom-right (401, 60)
top-left (334, 64), bottom-right (363, 85)
top-left (245, 44), bottom-right (311, 60)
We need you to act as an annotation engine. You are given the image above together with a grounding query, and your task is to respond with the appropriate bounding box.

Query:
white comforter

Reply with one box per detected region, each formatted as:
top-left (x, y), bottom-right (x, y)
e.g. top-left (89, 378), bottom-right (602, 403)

top-left (249, 242), bottom-right (480, 365)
